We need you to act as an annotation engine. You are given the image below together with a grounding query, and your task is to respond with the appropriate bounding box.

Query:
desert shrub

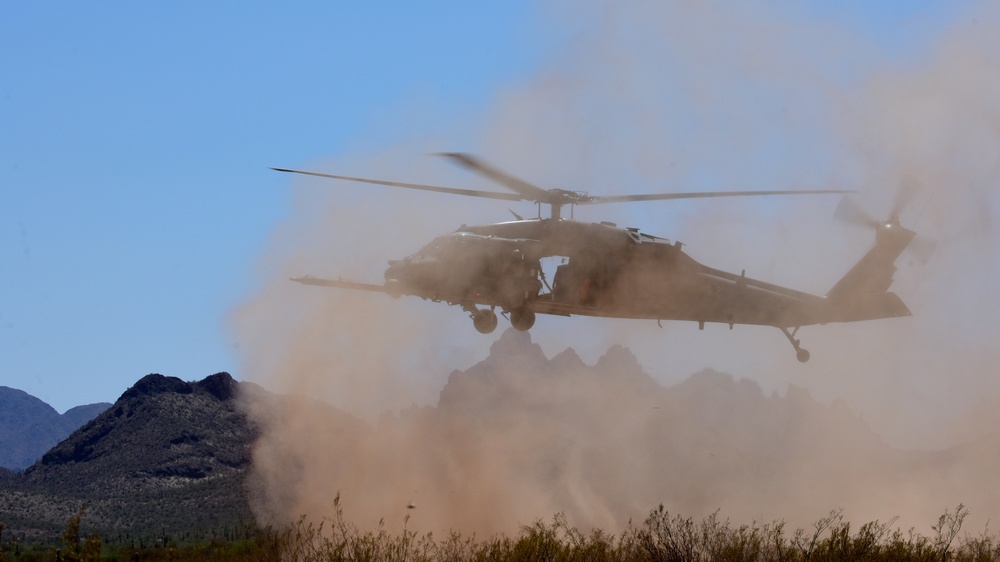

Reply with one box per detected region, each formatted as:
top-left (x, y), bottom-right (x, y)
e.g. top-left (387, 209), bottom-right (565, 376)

top-left (13, 499), bottom-right (1000, 561)
top-left (58, 505), bottom-right (101, 562)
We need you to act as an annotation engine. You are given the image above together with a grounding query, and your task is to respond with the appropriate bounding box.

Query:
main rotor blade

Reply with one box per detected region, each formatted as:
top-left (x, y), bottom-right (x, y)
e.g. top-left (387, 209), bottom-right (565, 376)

top-left (587, 189), bottom-right (854, 205)
top-left (907, 236), bottom-right (938, 264)
top-left (271, 167), bottom-right (523, 202)
top-left (436, 153), bottom-right (552, 202)
top-left (834, 196), bottom-right (878, 227)
top-left (891, 175), bottom-right (922, 219)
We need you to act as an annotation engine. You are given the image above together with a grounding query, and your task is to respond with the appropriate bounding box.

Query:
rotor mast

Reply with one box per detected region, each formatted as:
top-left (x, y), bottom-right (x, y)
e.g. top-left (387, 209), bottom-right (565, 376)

top-left (550, 202), bottom-right (564, 220)
top-left (438, 153), bottom-right (584, 220)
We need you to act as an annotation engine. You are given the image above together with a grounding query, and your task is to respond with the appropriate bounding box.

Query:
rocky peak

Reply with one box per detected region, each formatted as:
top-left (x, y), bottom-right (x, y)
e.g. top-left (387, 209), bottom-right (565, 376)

top-left (118, 373), bottom-right (194, 401)
top-left (488, 328), bottom-right (547, 361)
top-left (594, 344), bottom-right (644, 377)
top-left (198, 371), bottom-right (239, 401)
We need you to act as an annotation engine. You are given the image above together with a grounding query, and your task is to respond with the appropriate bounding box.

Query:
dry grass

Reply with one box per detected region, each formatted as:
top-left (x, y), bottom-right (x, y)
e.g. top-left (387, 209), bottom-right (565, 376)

top-left (3, 500), bottom-right (995, 561)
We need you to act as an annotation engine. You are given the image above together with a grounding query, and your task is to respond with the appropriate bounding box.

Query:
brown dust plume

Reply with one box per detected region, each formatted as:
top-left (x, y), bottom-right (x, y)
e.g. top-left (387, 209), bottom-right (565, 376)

top-left (232, 1), bottom-right (1000, 536)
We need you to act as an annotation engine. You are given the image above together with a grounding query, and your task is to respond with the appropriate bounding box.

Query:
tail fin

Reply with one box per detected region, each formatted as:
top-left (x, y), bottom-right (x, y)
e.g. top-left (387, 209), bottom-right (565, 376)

top-left (826, 219), bottom-right (915, 320)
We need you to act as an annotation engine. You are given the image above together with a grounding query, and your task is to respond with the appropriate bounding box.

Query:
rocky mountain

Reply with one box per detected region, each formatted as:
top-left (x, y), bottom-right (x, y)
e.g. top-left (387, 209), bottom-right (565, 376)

top-left (0, 372), bottom-right (263, 541)
top-left (5, 331), bottom-right (994, 542)
top-left (0, 386), bottom-right (110, 471)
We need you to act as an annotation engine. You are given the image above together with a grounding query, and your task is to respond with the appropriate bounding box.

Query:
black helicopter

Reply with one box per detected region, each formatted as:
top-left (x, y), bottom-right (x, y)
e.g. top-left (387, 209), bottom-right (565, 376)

top-left (275, 153), bottom-right (916, 362)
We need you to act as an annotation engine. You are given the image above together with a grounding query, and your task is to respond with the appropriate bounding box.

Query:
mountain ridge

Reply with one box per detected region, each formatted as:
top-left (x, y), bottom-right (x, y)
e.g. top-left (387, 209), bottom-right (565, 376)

top-left (2, 372), bottom-right (260, 541)
top-left (0, 385), bottom-right (111, 471)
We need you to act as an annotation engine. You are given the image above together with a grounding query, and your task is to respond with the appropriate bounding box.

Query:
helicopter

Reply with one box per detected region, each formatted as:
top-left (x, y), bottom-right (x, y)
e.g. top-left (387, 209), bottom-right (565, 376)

top-left (274, 153), bottom-right (917, 362)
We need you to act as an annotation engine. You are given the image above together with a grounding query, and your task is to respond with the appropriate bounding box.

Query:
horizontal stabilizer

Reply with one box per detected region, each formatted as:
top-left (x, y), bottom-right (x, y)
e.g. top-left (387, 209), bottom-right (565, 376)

top-left (829, 291), bottom-right (911, 322)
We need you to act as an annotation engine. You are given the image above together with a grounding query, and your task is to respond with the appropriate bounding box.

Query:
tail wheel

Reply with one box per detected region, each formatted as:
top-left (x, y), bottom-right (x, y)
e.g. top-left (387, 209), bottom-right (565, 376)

top-left (780, 326), bottom-right (810, 363)
top-left (472, 309), bottom-right (498, 334)
top-left (510, 309), bottom-right (536, 331)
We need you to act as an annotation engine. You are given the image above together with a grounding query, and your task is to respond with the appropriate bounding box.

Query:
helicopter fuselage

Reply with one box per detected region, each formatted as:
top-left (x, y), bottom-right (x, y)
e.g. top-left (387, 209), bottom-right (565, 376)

top-left (380, 219), bottom-right (909, 330)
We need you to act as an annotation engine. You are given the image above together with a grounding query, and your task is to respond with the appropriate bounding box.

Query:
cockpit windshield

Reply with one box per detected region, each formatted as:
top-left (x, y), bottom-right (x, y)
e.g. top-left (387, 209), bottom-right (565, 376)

top-left (413, 233), bottom-right (466, 259)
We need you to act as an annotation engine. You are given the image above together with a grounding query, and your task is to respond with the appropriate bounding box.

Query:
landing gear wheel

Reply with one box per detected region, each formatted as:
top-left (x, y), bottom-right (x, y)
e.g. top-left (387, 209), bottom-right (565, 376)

top-left (472, 309), bottom-right (498, 334)
top-left (510, 309), bottom-right (536, 331)
top-left (779, 326), bottom-right (811, 363)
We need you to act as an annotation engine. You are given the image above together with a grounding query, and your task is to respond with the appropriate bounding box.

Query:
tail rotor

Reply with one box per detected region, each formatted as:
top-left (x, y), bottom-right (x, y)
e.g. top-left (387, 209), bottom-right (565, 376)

top-left (834, 177), bottom-right (936, 264)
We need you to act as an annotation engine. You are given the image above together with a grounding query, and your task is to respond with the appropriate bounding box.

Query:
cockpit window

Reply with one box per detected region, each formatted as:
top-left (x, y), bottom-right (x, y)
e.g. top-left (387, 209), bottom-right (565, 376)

top-left (416, 239), bottom-right (448, 258)
top-left (414, 234), bottom-right (467, 259)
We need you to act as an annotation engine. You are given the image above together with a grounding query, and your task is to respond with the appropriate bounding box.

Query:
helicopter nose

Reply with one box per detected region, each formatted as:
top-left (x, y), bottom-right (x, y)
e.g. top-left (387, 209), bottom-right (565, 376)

top-left (385, 260), bottom-right (405, 282)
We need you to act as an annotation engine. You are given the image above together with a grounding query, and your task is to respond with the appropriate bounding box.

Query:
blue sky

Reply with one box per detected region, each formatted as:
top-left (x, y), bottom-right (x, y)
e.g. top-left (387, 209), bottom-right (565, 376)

top-left (2, 1), bottom-right (995, 451)
top-left (2, 2), bottom-right (543, 410)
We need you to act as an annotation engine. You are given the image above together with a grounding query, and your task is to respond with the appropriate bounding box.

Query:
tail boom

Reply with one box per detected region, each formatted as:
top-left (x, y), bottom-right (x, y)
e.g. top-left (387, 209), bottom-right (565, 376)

top-left (824, 219), bottom-right (915, 322)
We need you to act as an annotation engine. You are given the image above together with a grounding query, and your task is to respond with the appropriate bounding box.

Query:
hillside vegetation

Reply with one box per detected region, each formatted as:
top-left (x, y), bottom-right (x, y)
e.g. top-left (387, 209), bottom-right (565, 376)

top-left (0, 373), bottom-right (257, 542)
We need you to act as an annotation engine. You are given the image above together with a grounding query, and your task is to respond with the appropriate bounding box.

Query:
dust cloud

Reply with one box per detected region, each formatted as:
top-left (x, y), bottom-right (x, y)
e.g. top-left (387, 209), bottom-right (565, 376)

top-left (232, 1), bottom-right (1000, 537)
